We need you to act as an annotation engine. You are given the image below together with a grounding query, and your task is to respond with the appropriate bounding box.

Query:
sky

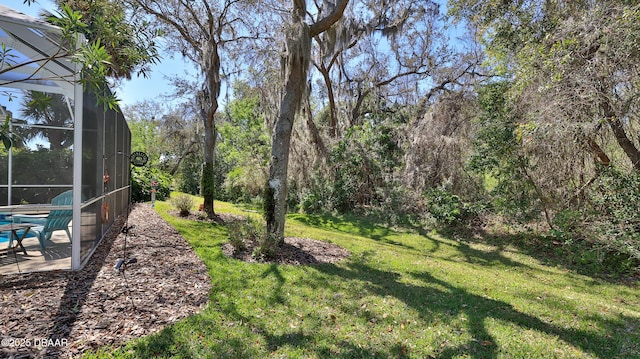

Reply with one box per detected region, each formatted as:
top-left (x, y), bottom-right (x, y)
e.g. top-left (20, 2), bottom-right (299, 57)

top-left (4, 0), bottom-right (194, 108)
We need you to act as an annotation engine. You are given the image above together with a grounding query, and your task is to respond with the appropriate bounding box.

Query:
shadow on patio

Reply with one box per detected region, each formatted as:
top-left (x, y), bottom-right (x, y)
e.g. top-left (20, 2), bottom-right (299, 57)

top-left (0, 230), bottom-right (72, 274)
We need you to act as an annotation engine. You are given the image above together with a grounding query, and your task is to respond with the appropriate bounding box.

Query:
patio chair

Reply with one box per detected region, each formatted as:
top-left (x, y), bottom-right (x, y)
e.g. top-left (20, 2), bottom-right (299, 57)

top-left (12, 190), bottom-right (73, 250)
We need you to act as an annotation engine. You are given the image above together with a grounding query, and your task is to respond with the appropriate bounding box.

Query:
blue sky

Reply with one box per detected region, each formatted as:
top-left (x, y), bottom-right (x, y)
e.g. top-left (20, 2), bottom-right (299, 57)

top-left (5, 0), bottom-right (194, 108)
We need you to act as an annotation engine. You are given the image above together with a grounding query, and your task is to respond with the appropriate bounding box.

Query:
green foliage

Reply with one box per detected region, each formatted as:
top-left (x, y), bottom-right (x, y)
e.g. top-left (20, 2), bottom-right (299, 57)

top-left (299, 174), bottom-right (333, 214)
top-left (324, 121), bottom-right (403, 213)
top-left (55, 0), bottom-right (159, 80)
top-left (226, 217), bottom-right (265, 252)
top-left (226, 221), bottom-right (247, 252)
top-left (585, 167), bottom-right (640, 271)
top-left (468, 82), bottom-right (539, 221)
top-left (0, 113), bottom-right (12, 150)
top-left (253, 232), bottom-right (279, 260)
top-left (0, 147), bottom-right (73, 204)
top-left (128, 118), bottom-right (161, 165)
top-left (171, 194), bottom-right (195, 217)
top-left (262, 181), bottom-right (276, 228)
top-left (201, 162), bottom-right (216, 202)
top-left (216, 81), bottom-right (270, 203)
top-left (177, 153), bottom-right (201, 195)
top-left (43, 4), bottom-right (116, 108)
top-left (550, 167), bottom-right (640, 276)
top-left (589, 167), bottom-right (640, 241)
top-left (131, 166), bottom-right (171, 202)
top-left (19, 92), bottom-right (74, 150)
top-left (424, 187), bottom-right (469, 225)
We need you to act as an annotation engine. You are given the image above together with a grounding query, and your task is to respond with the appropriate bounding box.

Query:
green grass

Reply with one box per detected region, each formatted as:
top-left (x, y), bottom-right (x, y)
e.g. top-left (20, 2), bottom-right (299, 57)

top-left (87, 196), bottom-right (640, 358)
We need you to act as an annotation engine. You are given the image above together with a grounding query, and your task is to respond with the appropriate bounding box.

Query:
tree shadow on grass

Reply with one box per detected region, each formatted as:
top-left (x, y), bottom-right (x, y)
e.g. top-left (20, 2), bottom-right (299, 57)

top-left (122, 252), bottom-right (638, 358)
top-left (444, 226), bottom-right (639, 284)
top-left (288, 213), bottom-right (416, 250)
top-left (132, 292), bottom-right (392, 358)
top-left (129, 325), bottom-right (194, 358)
top-left (261, 263), bottom-right (287, 305)
top-left (317, 260), bottom-right (639, 359)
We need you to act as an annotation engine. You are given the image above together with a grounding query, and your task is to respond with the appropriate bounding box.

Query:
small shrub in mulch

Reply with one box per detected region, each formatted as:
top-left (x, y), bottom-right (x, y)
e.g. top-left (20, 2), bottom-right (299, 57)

top-left (169, 210), bottom-right (350, 266)
top-left (171, 195), bottom-right (195, 216)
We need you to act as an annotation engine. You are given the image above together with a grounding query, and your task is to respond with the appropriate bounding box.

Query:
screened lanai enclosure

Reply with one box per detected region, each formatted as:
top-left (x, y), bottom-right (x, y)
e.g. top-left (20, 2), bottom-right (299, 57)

top-left (0, 5), bottom-right (131, 273)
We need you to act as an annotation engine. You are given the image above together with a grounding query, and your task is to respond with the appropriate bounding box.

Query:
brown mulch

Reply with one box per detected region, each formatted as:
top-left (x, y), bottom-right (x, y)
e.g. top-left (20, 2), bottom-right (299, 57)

top-left (221, 236), bottom-right (350, 265)
top-left (0, 203), bottom-right (211, 359)
top-left (0, 204), bottom-right (350, 358)
top-left (180, 210), bottom-right (351, 265)
top-left (180, 211), bottom-right (351, 265)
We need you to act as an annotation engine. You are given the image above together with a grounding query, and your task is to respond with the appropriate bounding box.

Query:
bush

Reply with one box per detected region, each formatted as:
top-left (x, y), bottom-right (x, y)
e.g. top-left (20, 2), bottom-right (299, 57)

top-left (424, 187), bottom-right (470, 225)
top-left (171, 194), bottom-right (195, 217)
top-left (552, 167), bottom-right (640, 276)
top-left (299, 175), bottom-right (334, 214)
top-left (226, 220), bottom-right (247, 252)
top-left (329, 122), bottom-right (403, 213)
top-left (226, 217), bottom-right (266, 253)
top-left (584, 167), bottom-right (640, 273)
top-left (132, 166), bottom-right (172, 202)
top-left (254, 232), bottom-right (279, 260)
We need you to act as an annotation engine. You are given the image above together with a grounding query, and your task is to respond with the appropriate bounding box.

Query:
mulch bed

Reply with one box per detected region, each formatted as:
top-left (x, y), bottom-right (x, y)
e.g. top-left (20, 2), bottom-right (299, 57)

top-left (0, 203), bottom-right (211, 358)
top-left (182, 211), bottom-right (350, 265)
top-left (181, 211), bottom-right (351, 265)
top-left (221, 236), bottom-right (350, 265)
top-left (0, 204), bottom-right (350, 358)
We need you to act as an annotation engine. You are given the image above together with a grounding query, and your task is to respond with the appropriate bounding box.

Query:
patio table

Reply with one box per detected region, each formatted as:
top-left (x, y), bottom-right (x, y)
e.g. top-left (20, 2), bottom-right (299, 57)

top-left (0, 223), bottom-right (35, 256)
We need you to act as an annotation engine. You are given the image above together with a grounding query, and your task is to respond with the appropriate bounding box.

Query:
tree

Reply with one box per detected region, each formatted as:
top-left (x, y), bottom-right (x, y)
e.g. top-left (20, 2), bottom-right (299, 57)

top-left (524, 3), bottom-right (640, 172)
top-left (129, 0), bottom-right (251, 218)
top-left (263, 0), bottom-right (348, 254)
top-left (451, 0), bottom-right (640, 169)
top-left (217, 81), bottom-right (270, 202)
top-left (450, 1), bottom-right (640, 210)
top-left (310, 0), bottom-right (457, 137)
top-left (55, 0), bottom-right (158, 79)
top-left (19, 92), bottom-right (74, 150)
top-left (0, 1), bottom-right (159, 147)
top-left (124, 98), bottom-right (203, 178)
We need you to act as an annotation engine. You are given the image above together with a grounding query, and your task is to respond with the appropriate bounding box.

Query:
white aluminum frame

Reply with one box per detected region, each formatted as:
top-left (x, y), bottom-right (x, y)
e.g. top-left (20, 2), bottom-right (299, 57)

top-left (0, 5), bottom-right (85, 270)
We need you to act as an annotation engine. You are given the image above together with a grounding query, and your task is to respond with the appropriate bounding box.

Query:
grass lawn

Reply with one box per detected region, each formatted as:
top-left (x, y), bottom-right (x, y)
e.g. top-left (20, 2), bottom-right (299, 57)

top-left (88, 196), bottom-right (640, 358)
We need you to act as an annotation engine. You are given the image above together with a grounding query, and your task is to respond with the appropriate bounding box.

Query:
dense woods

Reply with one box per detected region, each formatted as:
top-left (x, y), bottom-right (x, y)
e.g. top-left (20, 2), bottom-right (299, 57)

top-left (114, 0), bottom-right (640, 275)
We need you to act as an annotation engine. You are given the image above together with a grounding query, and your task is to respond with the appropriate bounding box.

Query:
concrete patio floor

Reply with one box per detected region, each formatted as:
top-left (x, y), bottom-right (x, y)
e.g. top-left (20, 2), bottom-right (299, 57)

top-left (0, 230), bottom-right (72, 274)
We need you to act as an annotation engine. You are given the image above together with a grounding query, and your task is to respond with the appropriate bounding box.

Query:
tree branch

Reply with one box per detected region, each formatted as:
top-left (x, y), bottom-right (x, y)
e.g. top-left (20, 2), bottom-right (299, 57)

top-left (309, 0), bottom-right (349, 37)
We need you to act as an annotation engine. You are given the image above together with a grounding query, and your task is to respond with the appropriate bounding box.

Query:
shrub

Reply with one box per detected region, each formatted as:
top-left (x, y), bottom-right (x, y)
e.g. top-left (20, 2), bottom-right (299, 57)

top-left (424, 187), bottom-right (470, 225)
top-left (299, 175), bottom-right (334, 214)
top-left (226, 220), bottom-right (248, 252)
top-left (132, 166), bottom-right (172, 202)
top-left (171, 194), bottom-right (195, 217)
top-left (584, 167), bottom-right (640, 273)
top-left (552, 167), bottom-right (640, 276)
top-left (253, 232), bottom-right (279, 260)
top-left (227, 217), bottom-right (266, 253)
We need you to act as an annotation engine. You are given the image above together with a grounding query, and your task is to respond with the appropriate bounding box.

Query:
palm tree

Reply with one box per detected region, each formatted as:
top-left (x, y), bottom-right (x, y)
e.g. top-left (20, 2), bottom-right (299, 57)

top-left (19, 91), bottom-right (73, 150)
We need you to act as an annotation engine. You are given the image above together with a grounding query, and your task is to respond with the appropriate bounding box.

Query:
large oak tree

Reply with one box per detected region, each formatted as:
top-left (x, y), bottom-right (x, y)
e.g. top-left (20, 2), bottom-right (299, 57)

top-left (263, 0), bottom-right (348, 253)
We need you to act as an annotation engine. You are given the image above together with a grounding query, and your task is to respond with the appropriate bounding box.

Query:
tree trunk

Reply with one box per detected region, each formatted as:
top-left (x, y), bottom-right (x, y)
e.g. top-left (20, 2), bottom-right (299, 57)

top-left (304, 96), bottom-right (328, 160)
top-left (168, 141), bottom-right (197, 175)
top-left (319, 63), bottom-right (339, 137)
top-left (265, 19), bottom-right (310, 249)
top-left (599, 84), bottom-right (640, 171)
top-left (587, 137), bottom-right (611, 167)
top-left (608, 117), bottom-right (640, 171)
top-left (200, 40), bottom-right (221, 219)
top-left (264, 0), bottom-right (349, 251)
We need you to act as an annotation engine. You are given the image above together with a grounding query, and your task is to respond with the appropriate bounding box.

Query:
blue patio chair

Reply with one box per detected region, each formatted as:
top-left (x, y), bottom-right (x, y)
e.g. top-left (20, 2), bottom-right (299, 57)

top-left (12, 190), bottom-right (73, 250)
